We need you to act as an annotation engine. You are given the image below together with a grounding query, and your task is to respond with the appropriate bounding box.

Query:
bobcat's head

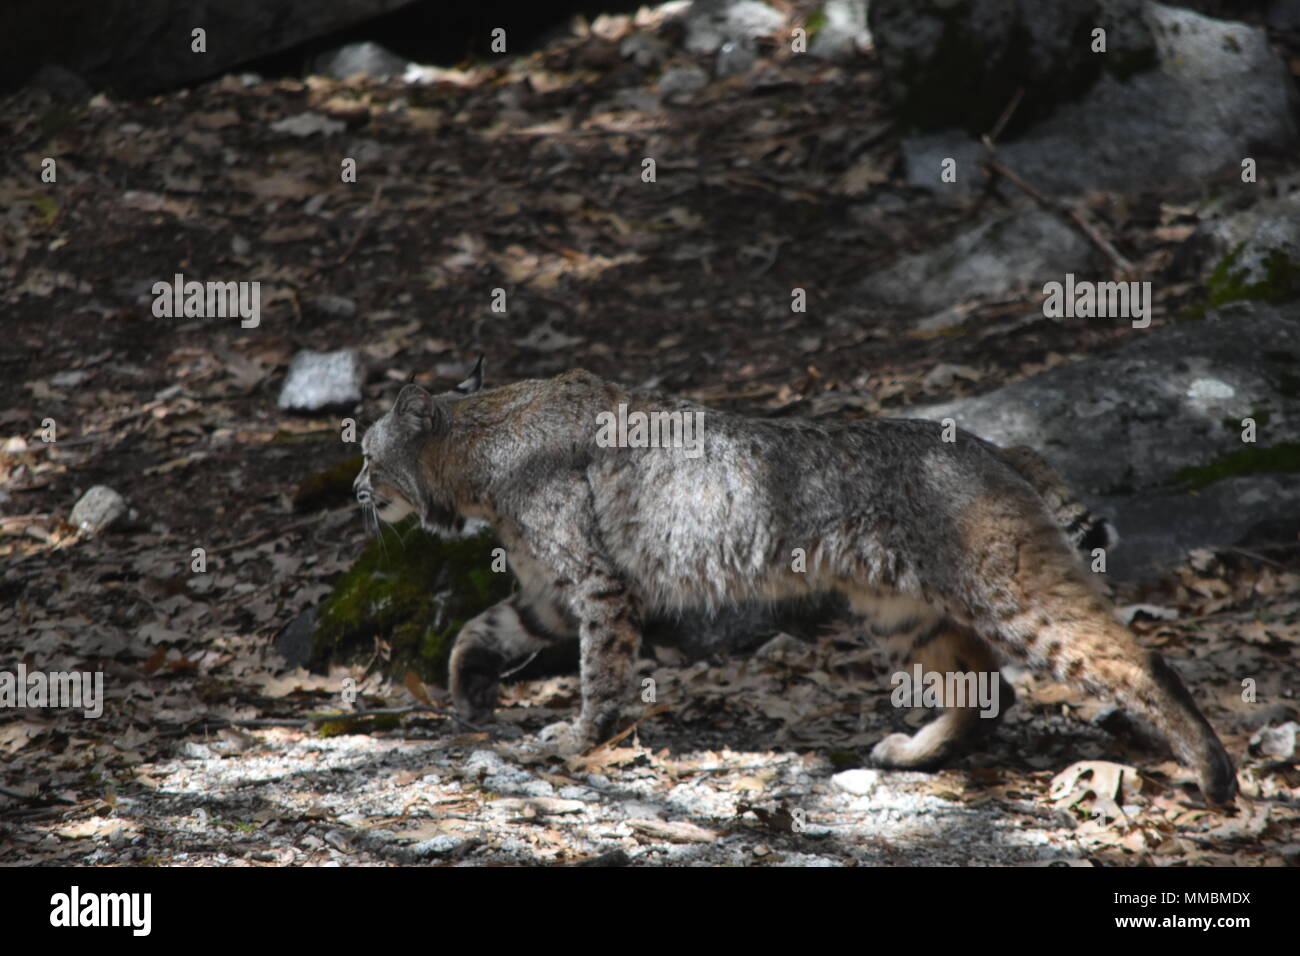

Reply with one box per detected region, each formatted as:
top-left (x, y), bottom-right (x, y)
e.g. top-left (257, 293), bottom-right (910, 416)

top-left (354, 357), bottom-right (483, 534)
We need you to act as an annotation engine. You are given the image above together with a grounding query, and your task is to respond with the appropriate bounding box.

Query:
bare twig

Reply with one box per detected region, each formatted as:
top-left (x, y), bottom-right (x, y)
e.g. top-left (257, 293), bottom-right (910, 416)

top-left (987, 87), bottom-right (1025, 145)
top-left (981, 137), bottom-right (1134, 274)
top-left (336, 183), bottom-right (385, 266)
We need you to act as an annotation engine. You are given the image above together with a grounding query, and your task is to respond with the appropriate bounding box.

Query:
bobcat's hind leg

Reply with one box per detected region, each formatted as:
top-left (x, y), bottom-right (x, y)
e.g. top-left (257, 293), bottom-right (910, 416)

top-left (963, 496), bottom-right (1237, 803)
top-left (449, 593), bottom-right (574, 724)
top-left (869, 617), bottom-right (1013, 771)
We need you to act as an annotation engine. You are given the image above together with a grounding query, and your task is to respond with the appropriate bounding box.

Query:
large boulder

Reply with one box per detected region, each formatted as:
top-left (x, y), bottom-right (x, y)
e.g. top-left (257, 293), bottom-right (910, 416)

top-left (904, 303), bottom-right (1300, 581)
top-left (1, 0), bottom-right (419, 97)
top-left (881, 2), bottom-right (1298, 196)
top-left (870, 0), bottom-right (1156, 137)
top-left (861, 205), bottom-right (1097, 312)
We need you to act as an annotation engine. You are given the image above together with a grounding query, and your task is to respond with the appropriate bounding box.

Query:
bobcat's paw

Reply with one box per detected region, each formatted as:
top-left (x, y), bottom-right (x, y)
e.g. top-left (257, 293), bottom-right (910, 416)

top-left (870, 730), bottom-right (953, 771)
top-left (449, 652), bottom-right (502, 725)
top-left (871, 732), bottom-right (925, 769)
top-left (538, 720), bottom-right (589, 755)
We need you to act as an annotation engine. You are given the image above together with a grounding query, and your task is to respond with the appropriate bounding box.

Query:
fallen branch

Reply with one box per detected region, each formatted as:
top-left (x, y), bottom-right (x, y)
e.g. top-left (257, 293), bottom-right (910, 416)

top-left (981, 134), bottom-right (1134, 274)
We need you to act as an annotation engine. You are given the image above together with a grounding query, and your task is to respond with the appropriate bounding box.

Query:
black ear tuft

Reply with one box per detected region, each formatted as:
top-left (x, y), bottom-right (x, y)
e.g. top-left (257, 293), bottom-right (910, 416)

top-left (454, 355), bottom-right (485, 395)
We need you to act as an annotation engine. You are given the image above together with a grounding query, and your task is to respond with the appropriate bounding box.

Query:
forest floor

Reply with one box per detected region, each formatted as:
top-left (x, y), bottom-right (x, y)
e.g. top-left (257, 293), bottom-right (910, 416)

top-left (1, 5), bottom-right (1298, 865)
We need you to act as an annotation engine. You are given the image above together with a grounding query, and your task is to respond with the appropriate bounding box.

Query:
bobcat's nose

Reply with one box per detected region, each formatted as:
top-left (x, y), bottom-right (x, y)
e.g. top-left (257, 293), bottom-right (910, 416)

top-left (353, 469), bottom-right (372, 505)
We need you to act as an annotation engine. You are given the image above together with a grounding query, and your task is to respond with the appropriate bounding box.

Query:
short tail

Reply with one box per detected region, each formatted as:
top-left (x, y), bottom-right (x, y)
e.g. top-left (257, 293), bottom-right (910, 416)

top-left (997, 445), bottom-right (1118, 555)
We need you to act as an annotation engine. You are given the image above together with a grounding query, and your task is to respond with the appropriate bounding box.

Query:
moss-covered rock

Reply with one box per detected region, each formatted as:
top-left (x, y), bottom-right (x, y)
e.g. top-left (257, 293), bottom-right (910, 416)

top-left (1198, 244), bottom-right (1300, 314)
top-left (312, 519), bottom-right (514, 683)
top-left (1172, 442), bottom-right (1300, 492)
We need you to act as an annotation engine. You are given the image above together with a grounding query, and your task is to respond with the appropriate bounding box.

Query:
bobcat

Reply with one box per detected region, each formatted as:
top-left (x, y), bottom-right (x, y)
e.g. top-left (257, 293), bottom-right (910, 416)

top-left (354, 360), bottom-right (1237, 804)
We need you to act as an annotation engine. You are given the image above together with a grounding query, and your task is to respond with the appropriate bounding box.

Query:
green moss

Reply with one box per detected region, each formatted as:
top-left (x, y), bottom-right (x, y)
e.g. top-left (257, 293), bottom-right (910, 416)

top-left (30, 194), bottom-right (59, 226)
top-left (1173, 442), bottom-right (1300, 491)
top-left (1187, 243), bottom-right (1300, 317)
top-left (317, 713), bottom-right (402, 737)
top-left (827, 749), bottom-right (859, 770)
top-left (312, 519), bottom-right (513, 683)
top-left (805, 9), bottom-right (828, 41)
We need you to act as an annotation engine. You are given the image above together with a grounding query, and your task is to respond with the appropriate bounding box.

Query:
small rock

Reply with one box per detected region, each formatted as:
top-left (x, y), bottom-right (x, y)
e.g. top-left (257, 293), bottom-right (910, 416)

top-left (831, 768), bottom-right (880, 796)
top-left (686, 0), bottom-right (784, 54)
top-left (269, 112), bottom-right (345, 138)
top-left (922, 363), bottom-right (981, 391)
top-left (1249, 722), bottom-right (1298, 761)
top-left (809, 0), bottom-right (872, 63)
top-left (627, 818), bottom-right (717, 844)
top-left (312, 41), bottom-right (409, 81)
top-left (411, 834), bottom-right (463, 857)
top-left (69, 485), bottom-right (127, 536)
top-left (754, 632), bottom-right (807, 661)
top-left (1239, 703), bottom-right (1297, 732)
top-left (278, 349), bottom-right (364, 413)
top-left (50, 370), bottom-right (90, 388)
top-left (657, 64), bottom-right (709, 98)
top-left (311, 294), bottom-right (357, 318)
top-left (715, 38), bottom-right (757, 77)
top-left (493, 797), bottom-right (587, 816)
top-left (621, 33), bottom-right (670, 67)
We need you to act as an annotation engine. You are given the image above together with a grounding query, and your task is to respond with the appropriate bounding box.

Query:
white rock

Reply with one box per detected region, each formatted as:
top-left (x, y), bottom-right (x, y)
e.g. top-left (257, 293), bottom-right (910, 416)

top-left (831, 768), bottom-right (880, 796)
top-left (278, 349), bottom-right (364, 412)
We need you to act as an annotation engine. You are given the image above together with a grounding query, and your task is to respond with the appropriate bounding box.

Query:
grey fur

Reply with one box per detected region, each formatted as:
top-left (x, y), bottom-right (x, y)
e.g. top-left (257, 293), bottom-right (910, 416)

top-left (355, 364), bottom-right (1235, 804)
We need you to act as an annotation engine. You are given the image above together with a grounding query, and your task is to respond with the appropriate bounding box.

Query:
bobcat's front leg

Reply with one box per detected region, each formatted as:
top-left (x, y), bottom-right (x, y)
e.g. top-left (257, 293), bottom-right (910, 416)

top-left (568, 573), bottom-right (643, 747)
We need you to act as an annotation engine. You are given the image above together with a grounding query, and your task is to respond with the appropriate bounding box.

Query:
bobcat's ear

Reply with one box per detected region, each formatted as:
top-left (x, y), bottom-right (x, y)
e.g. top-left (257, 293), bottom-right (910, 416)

top-left (393, 384), bottom-right (447, 433)
top-left (454, 355), bottom-right (484, 396)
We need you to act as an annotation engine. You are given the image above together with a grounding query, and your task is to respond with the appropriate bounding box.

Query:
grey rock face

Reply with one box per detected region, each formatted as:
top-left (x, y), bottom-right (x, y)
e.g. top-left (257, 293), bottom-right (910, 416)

top-left (907, 304), bottom-right (1300, 494)
top-left (903, 303), bottom-right (1300, 582)
top-left (278, 350), bottom-right (365, 413)
top-left (1095, 476), bottom-right (1300, 583)
top-left (862, 207), bottom-right (1096, 311)
top-left (870, 0), bottom-right (1155, 137)
top-left (892, 2), bottom-right (1297, 196)
top-left (4, 0), bottom-right (419, 97)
